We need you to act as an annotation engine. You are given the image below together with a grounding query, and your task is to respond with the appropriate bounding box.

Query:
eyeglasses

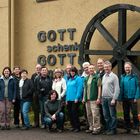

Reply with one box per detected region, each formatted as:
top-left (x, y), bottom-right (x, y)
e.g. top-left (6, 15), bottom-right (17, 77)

top-left (83, 67), bottom-right (88, 70)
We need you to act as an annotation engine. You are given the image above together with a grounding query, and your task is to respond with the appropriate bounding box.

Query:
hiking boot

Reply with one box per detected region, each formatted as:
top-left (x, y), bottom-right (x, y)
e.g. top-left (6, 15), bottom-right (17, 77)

top-left (0, 126), bottom-right (6, 130)
top-left (6, 126), bottom-right (11, 130)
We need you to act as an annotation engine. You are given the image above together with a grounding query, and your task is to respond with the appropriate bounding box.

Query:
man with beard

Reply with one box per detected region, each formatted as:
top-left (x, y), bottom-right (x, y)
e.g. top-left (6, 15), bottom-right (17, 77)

top-left (119, 62), bottom-right (140, 135)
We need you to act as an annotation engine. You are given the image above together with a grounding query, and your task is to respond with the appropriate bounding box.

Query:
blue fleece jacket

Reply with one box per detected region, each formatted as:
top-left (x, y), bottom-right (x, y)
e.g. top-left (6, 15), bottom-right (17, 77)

top-left (119, 73), bottom-right (140, 100)
top-left (66, 75), bottom-right (83, 101)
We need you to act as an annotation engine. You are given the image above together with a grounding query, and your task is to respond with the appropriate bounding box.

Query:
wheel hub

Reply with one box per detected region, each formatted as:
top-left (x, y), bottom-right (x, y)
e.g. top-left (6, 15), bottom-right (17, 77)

top-left (113, 47), bottom-right (126, 60)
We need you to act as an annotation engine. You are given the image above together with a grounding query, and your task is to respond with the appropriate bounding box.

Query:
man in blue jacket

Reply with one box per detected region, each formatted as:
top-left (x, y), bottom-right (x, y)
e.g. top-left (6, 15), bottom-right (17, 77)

top-left (119, 62), bottom-right (140, 135)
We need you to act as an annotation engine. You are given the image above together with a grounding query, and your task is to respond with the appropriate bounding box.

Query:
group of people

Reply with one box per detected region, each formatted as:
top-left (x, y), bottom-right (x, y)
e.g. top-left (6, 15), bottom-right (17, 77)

top-left (0, 58), bottom-right (139, 135)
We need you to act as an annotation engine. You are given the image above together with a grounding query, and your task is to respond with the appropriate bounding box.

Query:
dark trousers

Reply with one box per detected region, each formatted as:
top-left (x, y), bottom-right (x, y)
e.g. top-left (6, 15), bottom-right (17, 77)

top-left (32, 94), bottom-right (40, 127)
top-left (39, 96), bottom-right (47, 125)
top-left (67, 101), bottom-right (80, 130)
top-left (14, 99), bottom-right (24, 125)
top-left (123, 100), bottom-right (139, 130)
top-left (99, 104), bottom-right (106, 127)
top-left (82, 103), bottom-right (89, 128)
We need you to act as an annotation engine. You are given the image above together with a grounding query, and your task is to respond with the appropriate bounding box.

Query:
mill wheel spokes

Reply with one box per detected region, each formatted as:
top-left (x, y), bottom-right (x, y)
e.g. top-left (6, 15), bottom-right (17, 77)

top-left (79, 4), bottom-right (140, 77)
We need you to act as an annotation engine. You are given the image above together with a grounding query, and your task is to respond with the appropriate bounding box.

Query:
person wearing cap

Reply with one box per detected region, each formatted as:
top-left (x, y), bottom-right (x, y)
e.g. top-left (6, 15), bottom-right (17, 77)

top-left (65, 66), bottom-right (83, 132)
top-left (52, 68), bottom-right (66, 100)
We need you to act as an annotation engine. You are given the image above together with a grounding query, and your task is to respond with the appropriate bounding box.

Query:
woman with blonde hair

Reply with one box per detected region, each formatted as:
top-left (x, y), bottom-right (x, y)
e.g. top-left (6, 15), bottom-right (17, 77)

top-left (52, 68), bottom-right (66, 101)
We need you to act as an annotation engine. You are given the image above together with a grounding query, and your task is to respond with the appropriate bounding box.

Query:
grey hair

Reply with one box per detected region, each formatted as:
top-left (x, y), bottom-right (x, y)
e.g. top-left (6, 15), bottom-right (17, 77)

top-left (82, 62), bottom-right (90, 67)
top-left (104, 60), bottom-right (112, 67)
top-left (124, 62), bottom-right (132, 67)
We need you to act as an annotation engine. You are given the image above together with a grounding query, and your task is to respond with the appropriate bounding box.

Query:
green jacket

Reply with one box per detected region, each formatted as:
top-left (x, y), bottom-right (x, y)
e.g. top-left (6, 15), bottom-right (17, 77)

top-left (84, 74), bottom-right (99, 102)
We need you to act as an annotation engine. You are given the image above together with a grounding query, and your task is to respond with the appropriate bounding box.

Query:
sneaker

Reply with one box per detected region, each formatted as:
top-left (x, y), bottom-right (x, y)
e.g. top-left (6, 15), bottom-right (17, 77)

top-left (85, 129), bottom-right (92, 133)
top-left (102, 130), bottom-right (110, 135)
top-left (34, 125), bottom-right (39, 128)
top-left (47, 128), bottom-right (52, 132)
top-left (74, 129), bottom-right (80, 132)
top-left (57, 129), bottom-right (63, 133)
top-left (40, 125), bottom-right (46, 129)
top-left (125, 129), bottom-right (131, 134)
top-left (131, 129), bottom-right (139, 135)
top-left (69, 128), bottom-right (75, 131)
top-left (106, 130), bottom-right (117, 135)
top-left (14, 124), bottom-right (20, 128)
top-left (92, 130), bottom-right (100, 135)
top-left (21, 126), bottom-right (29, 130)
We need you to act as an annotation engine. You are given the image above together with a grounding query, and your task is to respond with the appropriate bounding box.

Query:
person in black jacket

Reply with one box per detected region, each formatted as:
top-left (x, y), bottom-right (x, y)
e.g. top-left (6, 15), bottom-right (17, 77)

top-left (31, 64), bottom-right (41, 128)
top-left (12, 66), bottom-right (24, 128)
top-left (36, 67), bottom-right (52, 128)
top-left (19, 69), bottom-right (33, 130)
top-left (44, 90), bottom-right (64, 132)
top-left (96, 58), bottom-right (105, 132)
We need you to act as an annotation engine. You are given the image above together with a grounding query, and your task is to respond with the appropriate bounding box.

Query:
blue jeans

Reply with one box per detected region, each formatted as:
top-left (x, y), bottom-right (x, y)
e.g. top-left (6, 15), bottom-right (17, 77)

top-left (102, 98), bottom-right (117, 131)
top-left (21, 100), bottom-right (31, 127)
top-left (39, 96), bottom-right (47, 125)
top-left (44, 112), bottom-right (64, 130)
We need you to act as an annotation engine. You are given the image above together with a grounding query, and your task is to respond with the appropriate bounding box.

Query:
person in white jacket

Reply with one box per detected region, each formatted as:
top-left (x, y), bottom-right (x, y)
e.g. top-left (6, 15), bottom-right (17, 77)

top-left (52, 68), bottom-right (67, 100)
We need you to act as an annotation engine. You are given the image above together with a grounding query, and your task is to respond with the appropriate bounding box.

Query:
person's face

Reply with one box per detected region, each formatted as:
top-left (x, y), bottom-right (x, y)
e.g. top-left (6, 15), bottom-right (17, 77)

top-left (83, 64), bottom-right (89, 74)
top-left (97, 59), bottom-right (104, 71)
top-left (4, 69), bottom-right (10, 78)
top-left (104, 64), bottom-right (112, 74)
top-left (36, 65), bottom-right (41, 74)
top-left (41, 68), bottom-right (48, 76)
top-left (66, 65), bottom-right (72, 74)
top-left (50, 92), bottom-right (57, 101)
top-left (88, 65), bottom-right (95, 75)
top-left (124, 63), bottom-right (132, 74)
top-left (21, 72), bottom-right (27, 80)
top-left (13, 67), bottom-right (20, 75)
top-left (70, 71), bottom-right (76, 77)
top-left (55, 72), bottom-right (61, 78)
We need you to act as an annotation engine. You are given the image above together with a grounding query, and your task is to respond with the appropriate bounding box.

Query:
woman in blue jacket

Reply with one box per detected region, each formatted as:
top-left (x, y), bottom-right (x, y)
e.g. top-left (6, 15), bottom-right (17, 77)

top-left (66, 66), bottom-right (83, 132)
top-left (0, 67), bottom-right (16, 130)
